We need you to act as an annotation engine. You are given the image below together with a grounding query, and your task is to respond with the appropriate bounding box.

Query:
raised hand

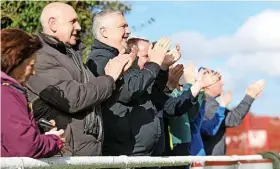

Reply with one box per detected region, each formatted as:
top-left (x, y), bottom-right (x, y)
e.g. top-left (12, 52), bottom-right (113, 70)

top-left (196, 69), bottom-right (221, 89)
top-left (245, 79), bottom-right (265, 99)
top-left (123, 45), bottom-right (138, 72)
top-left (190, 70), bottom-right (221, 97)
top-left (148, 37), bottom-right (171, 68)
top-left (220, 91), bottom-right (232, 107)
top-left (183, 61), bottom-right (197, 84)
top-left (161, 44), bottom-right (181, 70)
top-left (167, 64), bottom-right (184, 91)
top-left (105, 49), bottom-right (131, 81)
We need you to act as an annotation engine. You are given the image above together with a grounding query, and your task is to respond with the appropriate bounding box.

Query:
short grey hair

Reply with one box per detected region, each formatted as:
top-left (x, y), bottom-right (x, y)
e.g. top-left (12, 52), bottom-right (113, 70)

top-left (92, 10), bottom-right (123, 38)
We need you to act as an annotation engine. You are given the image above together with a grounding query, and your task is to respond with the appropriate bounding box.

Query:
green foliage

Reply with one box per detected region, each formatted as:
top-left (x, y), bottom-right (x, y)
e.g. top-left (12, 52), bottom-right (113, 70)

top-left (1, 1), bottom-right (131, 62)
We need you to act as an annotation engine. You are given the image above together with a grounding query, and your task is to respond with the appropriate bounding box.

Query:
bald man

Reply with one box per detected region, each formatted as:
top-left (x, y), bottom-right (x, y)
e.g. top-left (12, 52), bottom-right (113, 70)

top-left (26, 2), bottom-right (131, 156)
top-left (39, 2), bottom-right (81, 45)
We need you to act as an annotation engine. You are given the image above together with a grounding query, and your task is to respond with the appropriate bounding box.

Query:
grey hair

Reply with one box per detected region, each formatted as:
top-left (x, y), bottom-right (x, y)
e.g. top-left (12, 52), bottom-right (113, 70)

top-left (92, 10), bottom-right (123, 39)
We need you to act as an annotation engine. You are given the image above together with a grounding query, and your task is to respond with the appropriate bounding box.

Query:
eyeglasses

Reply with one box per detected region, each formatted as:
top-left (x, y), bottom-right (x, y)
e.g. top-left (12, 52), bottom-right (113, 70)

top-left (198, 67), bottom-right (215, 73)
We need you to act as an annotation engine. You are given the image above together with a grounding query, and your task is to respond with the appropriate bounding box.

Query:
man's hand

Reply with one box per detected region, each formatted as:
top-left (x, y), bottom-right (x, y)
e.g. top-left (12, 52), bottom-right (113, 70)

top-left (105, 50), bottom-right (131, 81)
top-left (184, 61), bottom-right (197, 84)
top-left (190, 70), bottom-right (220, 97)
top-left (220, 91), bottom-right (232, 107)
top-left (123, 45), bottom-right (138, 72)
top-left (167, 64), bottom-right (184, 91)
top-left (148, 37), bottom-right (171, 67)
top-left (161, 44), bottom-right (181, 70)
top-left (245, 79), bottom-right (265, 99)
top-left (196, 69), bottom-right (221, 89)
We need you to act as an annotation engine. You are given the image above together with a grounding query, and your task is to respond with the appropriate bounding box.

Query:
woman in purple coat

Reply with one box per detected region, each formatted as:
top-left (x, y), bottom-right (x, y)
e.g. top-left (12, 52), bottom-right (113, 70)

top-left (1, 29), bottom-right (64, 158)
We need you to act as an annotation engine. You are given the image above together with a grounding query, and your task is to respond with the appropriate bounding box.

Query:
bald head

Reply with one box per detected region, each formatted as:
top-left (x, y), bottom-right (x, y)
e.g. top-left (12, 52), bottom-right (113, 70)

top-left (40, 2), bottom-right (81, 45)
top-left (92, 10), bottom-right (131, 52)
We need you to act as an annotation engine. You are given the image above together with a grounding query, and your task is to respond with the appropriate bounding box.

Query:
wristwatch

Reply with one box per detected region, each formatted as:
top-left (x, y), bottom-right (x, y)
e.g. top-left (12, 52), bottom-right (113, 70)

top-left (164, 86), bottom-right (173, 94)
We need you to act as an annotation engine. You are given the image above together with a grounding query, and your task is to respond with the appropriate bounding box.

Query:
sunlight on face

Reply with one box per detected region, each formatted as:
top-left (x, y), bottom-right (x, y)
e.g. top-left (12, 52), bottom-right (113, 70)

top-left (208, 78), bottom-right (224, 97)
top-left (24, 57), bottom-right (36, 81)
top-left (10, 55), bottom-right (36, 86)
top-left (55, 7), bottom-right (81, 45)
top-left (105, 13), bottom-right (131, 52)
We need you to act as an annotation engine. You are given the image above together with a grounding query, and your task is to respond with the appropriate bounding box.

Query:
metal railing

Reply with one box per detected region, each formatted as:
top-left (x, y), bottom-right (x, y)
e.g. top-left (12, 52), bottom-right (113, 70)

top-left (0, 155), bottom-right (267, 169)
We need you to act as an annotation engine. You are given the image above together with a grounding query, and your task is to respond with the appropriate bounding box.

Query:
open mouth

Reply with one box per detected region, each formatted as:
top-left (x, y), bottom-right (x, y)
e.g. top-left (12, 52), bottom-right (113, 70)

top-left (72, 35), bottom-right (79, 40)
top-left (123, 35), bottom-right (129, 40)
top-left (72, 32), bottom-right (80, 39)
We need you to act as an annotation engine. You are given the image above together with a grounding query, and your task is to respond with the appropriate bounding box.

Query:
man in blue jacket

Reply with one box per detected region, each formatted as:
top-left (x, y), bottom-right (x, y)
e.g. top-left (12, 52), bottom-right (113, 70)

top-left (190, 91), bottom-right (232, 156)
top-left (167, 68), bottom-right (232, 156)
top-left (167, 64), bottom-right (265, 157)
top-left (201, 67), bottom-right (265, 155)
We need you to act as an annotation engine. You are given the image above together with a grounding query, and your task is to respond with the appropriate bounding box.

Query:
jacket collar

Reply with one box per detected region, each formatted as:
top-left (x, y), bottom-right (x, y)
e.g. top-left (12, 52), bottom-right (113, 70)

top-left (205, 93), bottom-right (218, 103)
top-left (204, 93), bottom-right (220, 118)
top-left (92, 38), bottom-right (119, 57)
top-left (1, 71), bottom-right (21, 86)
top-left (1, 71), bottom-right (27, 95)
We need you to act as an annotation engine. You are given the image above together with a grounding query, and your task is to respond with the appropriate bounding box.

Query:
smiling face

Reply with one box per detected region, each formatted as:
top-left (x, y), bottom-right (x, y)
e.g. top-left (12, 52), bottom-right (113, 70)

top-left (51, 6), bottom-right (81, 46)
top-left (137, 40), bottom-right (150, 69)
top-left (101, 13), bottom-right (131, 52)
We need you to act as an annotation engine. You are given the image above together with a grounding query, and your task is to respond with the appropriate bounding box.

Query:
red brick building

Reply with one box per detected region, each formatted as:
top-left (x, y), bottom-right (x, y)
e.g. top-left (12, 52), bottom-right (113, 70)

top-left (226, 113), bottom-right (280, 155)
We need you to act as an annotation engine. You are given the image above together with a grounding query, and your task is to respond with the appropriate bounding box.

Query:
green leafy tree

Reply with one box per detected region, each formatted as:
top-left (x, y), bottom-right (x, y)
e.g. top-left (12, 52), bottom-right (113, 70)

top-left (1, 1), bottom-right (131, 62)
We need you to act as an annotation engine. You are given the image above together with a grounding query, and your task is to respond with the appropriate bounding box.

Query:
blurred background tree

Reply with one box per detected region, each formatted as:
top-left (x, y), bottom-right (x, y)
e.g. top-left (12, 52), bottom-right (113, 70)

top-left (1, 1), bottom-right (152, 62)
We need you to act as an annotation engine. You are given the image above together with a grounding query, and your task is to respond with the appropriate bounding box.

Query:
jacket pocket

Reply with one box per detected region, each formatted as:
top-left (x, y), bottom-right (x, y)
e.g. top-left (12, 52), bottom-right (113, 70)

top-left (132, 116), bottom-right (161, 155)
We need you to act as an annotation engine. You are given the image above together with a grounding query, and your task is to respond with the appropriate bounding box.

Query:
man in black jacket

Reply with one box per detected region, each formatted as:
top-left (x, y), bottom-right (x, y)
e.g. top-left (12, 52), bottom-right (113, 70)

top-left (26, 2), bottom-right (132, 156)
top-left (200, 67), bottom-right (265, 155)
top-left (87, 10), bottom-right (219, 156)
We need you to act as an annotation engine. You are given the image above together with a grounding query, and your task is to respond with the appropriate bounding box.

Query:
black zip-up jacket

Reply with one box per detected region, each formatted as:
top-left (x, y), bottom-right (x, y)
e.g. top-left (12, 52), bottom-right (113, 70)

top-left (87, 39), bottom-right (199, 156)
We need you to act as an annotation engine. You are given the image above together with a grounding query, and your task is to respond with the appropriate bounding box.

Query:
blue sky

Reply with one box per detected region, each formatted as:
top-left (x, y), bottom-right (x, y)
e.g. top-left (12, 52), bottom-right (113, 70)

top-left (125, 1), bottom-right (280, 117)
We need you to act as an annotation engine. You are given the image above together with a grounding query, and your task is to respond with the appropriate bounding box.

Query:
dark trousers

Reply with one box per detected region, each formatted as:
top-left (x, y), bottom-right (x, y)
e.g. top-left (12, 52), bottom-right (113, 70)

top-left (162, 143), bottom-right (190, 169)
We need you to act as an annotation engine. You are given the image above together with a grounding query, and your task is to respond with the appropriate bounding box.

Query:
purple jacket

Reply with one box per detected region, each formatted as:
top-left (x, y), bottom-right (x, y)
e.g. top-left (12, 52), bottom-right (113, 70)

top-left (1, 72), bottom-right (62, 158)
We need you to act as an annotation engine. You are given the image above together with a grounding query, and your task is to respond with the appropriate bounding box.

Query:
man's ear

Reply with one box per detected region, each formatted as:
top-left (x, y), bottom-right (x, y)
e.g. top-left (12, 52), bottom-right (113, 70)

top-left (49, 17), bottom-right (57, 32)
top-left (100, 27), bottom-right (108, 38)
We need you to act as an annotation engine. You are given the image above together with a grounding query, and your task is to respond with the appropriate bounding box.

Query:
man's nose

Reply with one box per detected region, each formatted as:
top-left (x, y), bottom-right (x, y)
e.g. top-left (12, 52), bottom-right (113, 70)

top-left (76, 22), bottom-right (81, 31)
top-left (126, 27), bottom-right (131, 34)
